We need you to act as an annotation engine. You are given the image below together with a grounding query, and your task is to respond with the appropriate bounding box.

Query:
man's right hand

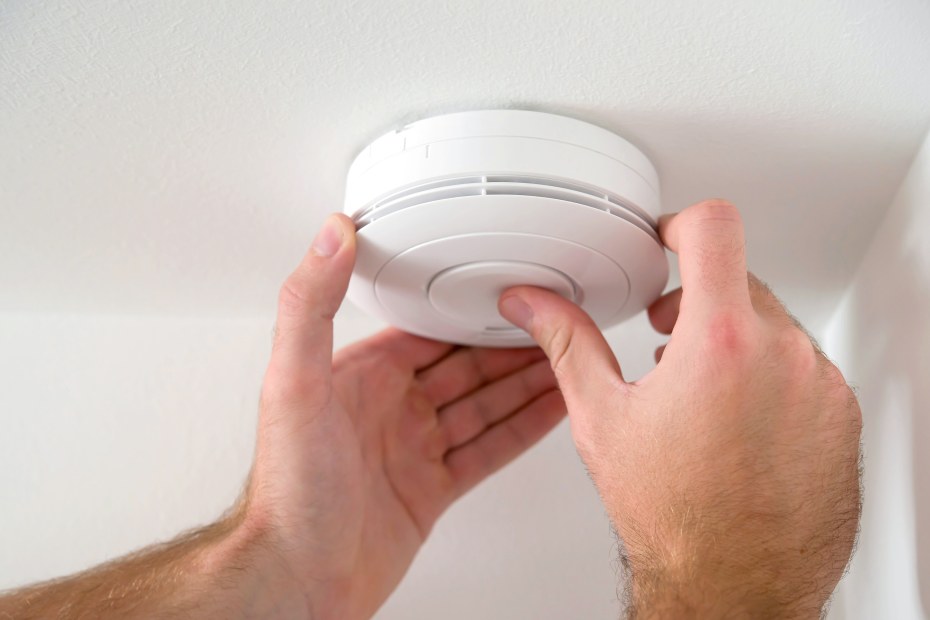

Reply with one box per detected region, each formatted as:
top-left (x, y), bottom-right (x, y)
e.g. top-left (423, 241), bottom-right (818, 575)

top-left (499, 200), bottom-right (862, 618)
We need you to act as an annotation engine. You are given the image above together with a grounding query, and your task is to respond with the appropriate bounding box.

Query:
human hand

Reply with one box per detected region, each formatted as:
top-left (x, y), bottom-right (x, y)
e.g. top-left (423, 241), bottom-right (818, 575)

top-left (498, 200), bottom-right (862, 617)
top-left (0, 214), bottom-right (564, 620)
top-left (242, 214), bottom-right (566, 619)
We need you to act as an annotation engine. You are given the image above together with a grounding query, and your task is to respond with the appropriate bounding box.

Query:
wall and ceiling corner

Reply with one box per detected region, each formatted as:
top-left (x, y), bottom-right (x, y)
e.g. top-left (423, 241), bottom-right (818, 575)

top-left (823, 129), bottom-right (930, 620)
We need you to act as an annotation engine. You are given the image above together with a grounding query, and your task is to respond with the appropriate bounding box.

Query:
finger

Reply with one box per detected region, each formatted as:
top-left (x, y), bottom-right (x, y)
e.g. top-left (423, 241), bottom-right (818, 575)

top-left (267, 213), bottom-right (356, 399)
top-left (445, 389), bottom-right (566, 498)
top-left (659, 200), bottom-right (752, 315)
top-left (498, 287), bottom-right (626, 407)
top-left (654, 344), bottom-right (667, 364)
top-left (647, 288), bottom-right (683, 335)
top-left (336, 327), bottom-right (456, 372)
top-left (417, 346), bottom-right (547, 408)
top-left (388, 330), bottom-right (458, 371)
top-left (438, 358), bottom-right (557, 449)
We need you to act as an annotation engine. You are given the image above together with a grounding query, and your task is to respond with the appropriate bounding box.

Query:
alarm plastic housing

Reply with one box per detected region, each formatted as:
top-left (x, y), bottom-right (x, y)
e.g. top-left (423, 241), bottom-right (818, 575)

top-left (343, 109), bottom-right (668, 347)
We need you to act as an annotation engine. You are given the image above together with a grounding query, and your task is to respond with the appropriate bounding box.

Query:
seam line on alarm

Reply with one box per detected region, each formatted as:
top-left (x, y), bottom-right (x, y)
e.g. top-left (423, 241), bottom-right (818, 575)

top-left (352, 135), bottom-right (659, 197)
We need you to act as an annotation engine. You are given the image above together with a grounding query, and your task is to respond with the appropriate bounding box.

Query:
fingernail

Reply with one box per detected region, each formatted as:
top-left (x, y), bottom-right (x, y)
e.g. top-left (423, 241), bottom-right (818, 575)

top-left (311, 215), bottom-right (344, 258)
top-left (500, 295), bottom-right (534, 331)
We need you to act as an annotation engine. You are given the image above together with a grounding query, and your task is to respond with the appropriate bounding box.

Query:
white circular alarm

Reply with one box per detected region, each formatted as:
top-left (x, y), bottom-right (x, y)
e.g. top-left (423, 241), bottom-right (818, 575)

top-left (343, 109), bottom-right (668, 347)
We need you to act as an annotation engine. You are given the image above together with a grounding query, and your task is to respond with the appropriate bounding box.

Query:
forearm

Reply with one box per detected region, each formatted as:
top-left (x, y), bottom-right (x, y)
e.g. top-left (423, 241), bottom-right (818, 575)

top-left (0, 504), bottom-right (310, 620)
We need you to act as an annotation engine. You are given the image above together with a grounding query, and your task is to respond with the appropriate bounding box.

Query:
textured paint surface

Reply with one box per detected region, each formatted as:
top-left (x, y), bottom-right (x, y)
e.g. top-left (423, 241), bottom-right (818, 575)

top-left (2, 0), bottom-right (930, 331)
top-left (2, 2), bottom-right (930, 618)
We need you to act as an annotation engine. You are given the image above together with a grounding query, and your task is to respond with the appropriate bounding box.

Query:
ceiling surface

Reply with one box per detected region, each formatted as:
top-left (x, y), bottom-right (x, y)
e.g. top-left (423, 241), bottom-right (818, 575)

top-left (2, 0), bottom-right (930, 333)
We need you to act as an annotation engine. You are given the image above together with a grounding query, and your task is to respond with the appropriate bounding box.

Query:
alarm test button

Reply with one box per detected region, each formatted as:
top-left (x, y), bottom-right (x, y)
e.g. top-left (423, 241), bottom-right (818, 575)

top-left (427, 260), bottom-right (576, 331)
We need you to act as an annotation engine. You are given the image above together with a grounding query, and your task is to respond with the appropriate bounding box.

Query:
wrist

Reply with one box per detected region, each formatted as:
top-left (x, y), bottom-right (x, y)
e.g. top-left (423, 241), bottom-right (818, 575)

top-left (197, 507), bottom-right (315, 620)
top-left (201, 501), bottom-right (367, 620)
top-left (624, 554), bottom-right (823, 619)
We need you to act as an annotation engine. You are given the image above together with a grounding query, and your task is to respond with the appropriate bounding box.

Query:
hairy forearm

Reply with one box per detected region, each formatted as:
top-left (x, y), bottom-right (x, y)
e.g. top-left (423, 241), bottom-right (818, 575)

top-left (0, 504), bottom-right (310, 620)
top-left (624, 563), bottom-right (824, 620)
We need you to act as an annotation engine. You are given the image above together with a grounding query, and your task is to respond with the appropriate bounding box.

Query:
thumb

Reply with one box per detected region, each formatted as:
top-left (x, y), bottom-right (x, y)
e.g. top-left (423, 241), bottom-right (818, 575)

top-left (499, 286), bottom-right (626, 405)
top-left (267, 213), bottom-right (357, 400)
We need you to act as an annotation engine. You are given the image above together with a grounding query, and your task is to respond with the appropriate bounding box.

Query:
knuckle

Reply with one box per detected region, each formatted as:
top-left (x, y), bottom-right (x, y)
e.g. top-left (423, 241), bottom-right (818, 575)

top-left (774, 327), bottom-right (819, 376)
top-left (819, 361), bottom-right (860, 416)
top-left (703, 309), bottom-right (757, 359)
top-left (261, 366), bottom-right (296, 403)
top-left (277, 276), bottom-right (308, 318)
top-left (849, 396), bottom-right (864, 432)
top-left (262, 365), bottom-right (327, 409)
top-left (687, 199), bottom-right (742, 226)
top-left (820, 359), bottom-right (849, 391)
top-left (748, 274), bottom-right (783, 313)
top-left (544, 322), bottom-right (575, 378)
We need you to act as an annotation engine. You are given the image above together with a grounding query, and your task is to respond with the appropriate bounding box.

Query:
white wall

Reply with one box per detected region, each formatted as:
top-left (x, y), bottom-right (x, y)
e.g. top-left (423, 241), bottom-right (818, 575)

top-left (0, 307), bottom-right (666, 618)
top-left (2, 136), bottom-right (928, 618)
top-left (0, 315), bottom-right (270, 584)
top-left (824, 131), bottom-right (930, 619)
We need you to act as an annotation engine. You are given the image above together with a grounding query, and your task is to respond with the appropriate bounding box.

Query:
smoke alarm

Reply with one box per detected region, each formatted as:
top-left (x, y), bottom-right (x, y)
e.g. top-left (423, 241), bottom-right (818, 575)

top-left (343, 110), bottom-right (668, 347)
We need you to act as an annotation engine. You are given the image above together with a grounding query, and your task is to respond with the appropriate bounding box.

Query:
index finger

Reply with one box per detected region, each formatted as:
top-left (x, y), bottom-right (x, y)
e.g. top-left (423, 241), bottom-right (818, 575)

top-left (659, 200), bottom-right (752, 316)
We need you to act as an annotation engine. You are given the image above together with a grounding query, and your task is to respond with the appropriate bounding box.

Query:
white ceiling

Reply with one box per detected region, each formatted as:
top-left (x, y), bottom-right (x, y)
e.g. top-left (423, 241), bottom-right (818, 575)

top-left (2, 0), bottom-right (929, 333)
